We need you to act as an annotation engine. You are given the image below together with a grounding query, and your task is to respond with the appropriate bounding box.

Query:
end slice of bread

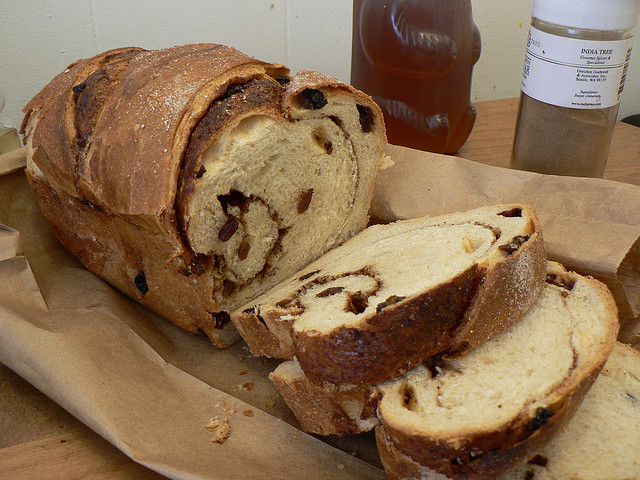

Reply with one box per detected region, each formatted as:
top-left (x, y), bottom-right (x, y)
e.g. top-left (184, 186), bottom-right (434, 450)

top-left (233, 204), bottom-right (546, 385)
top-left (502, 341), bottom-right (640, 480)
top-left (268, 360), bottom-right (379, 436)
top-left (377, 262), bottom-right (619, 480)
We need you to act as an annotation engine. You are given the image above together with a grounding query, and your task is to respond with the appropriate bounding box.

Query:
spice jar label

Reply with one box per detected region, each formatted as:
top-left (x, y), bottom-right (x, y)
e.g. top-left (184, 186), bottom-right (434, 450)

top-left (521, 26), bottom-right (634, 109)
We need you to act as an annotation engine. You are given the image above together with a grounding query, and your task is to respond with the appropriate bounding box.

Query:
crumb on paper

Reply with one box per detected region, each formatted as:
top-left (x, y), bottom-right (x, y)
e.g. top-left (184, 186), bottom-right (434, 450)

top-left (239, 369), bottom-right (248, 375)
top-left (204, 417), bottom-right (231, 443)
top-left (337, 463), bottom-right (345, 470)
top-left (241, 382), bottom-right (255, 391)
top-left (380, 154), bottom-right (394, 170)
top-left (263, 394), bottom-right (277, 409)
top-left (243, 409), bottom-right (254, 417)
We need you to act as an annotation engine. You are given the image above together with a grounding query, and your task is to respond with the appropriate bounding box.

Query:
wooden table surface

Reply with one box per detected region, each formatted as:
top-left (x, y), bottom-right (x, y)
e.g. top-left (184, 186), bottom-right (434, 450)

top-left (1, 98), bottom-right (639, 479)
top-left (458, 97), bottom-right (640, 186)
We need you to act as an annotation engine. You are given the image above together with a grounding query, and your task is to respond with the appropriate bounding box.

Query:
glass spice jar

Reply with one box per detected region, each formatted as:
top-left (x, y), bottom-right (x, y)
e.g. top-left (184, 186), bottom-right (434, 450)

top-left (511, 0), bottom-right (640, 177)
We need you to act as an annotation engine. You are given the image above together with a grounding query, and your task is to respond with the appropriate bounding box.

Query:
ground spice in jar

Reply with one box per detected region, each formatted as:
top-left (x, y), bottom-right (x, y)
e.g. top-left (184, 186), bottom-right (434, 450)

top-left (511, 93), bottom-right (618, 177)
top-left (510, 0), bottom-right (640, 178)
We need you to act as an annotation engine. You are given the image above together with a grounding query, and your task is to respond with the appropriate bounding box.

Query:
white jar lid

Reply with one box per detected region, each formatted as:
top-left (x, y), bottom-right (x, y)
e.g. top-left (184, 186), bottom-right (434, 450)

top-left (532, 0), bottom-right (640, 31)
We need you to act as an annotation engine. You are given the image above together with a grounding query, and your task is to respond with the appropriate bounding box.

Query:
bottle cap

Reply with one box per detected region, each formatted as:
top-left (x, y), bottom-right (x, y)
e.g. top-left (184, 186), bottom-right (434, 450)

top-left (532, 0), bottom-right (640, 31)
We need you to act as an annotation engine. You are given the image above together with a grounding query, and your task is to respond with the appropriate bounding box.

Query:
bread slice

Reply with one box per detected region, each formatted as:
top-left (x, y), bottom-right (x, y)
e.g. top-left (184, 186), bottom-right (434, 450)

top-left (233, 204), bottom-right (546, 385)
top-left (22, 44), bottom-right (386, 347)
top-left (502, 341), bottom-right (640, 480)
top-left (377, 262), bottom-right (619, 480)
top-left (269, 359), bottom-right (379, 436)
top-left (377, 341), bottom-right (639, 480)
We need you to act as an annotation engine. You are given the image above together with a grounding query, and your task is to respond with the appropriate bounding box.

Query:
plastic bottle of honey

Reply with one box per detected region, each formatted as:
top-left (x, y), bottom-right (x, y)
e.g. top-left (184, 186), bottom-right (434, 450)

top-left (351, 0), bottom-right (481, 153)
top-left (511, 0), bottom-right (640, 177)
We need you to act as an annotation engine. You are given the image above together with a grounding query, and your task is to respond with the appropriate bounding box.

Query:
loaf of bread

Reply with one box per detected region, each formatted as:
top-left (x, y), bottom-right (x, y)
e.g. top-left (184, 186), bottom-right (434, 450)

top-left (234, 204), bottom-right (546, 385)
top-left (376, 262), bottom-right (619, 480)
top-left (503, 341), bottom-right (640, 480)
top-left (21, 44), bottom-right (386, 347)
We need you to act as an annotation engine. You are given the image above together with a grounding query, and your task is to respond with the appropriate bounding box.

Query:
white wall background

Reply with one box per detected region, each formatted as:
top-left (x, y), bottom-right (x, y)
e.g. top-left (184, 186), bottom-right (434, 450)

top-left (2, 0), bottom-right (640, 130)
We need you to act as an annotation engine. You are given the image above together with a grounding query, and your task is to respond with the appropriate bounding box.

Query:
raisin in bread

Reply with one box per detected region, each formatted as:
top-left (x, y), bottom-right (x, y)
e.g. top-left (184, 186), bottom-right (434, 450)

top-left (502, 341), bottom-right (640, 480)
top-left (377, 262), bottom-right (619, 480)
top-left (22, 44), bottom-right (386, 347)
top-left (233, 204), bottom-right (546, 385)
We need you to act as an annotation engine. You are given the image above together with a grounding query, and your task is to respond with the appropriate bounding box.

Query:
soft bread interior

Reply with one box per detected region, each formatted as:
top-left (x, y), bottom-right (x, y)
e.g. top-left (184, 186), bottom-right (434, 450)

top-left (184, 88), bottom-right (381, 308)
top-left (378, 264), bottom-right (617, 438)
top-left (245, 206), bottom-right (535, 334)
top-left (503, 342), bottom-right (640, 480)
top-left (186, 113), bottom-right (355, 280)
top-left (291, 223), bottom-right (496, 332)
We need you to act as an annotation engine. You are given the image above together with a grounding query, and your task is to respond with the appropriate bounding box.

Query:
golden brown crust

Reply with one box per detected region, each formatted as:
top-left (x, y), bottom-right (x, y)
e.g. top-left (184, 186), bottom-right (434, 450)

top-left (23, 58), bottom-right (86, 198)
top-left (71, 48), bottom-right (143, 155)
top-left (23, 47), bottom-right (147, 199)
top-left (23, 43), bottom-right (385, 348)
top-left (377, 266), bottom-right (620, 480)
top-left (26, 169), bottom-right (239, 347)
top-left (447, 212), bottom-right (547, 357)
top-left (294, 266), bottom-right (484, 385)
top-left (269, 363), bottom-right (379, 436)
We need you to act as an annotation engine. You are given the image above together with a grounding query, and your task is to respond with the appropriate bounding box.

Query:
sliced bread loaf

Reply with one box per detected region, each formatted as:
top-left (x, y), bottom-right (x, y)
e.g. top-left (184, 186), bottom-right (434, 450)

top-left (377, 262), bottom-right (619, 480)
top-left (233, 204), bottom-right (546, 385)
top-left (23, 44), bottom-right (386, 348)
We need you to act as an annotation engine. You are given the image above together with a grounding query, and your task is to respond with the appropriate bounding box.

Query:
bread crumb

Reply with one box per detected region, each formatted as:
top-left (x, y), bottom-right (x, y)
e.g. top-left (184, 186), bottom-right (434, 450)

top-left (241, 382), bottom-right (255, 391)
top-left (204, 417), bottom-right (231, 443)
top-left (263, 395), bottom-right (277, 408)
top-left (243, 409), bottom-right (254, 417)
top-left (239, 369), bottom-right (248, 375)
top-left (337, 463), bottom-right (345, 470)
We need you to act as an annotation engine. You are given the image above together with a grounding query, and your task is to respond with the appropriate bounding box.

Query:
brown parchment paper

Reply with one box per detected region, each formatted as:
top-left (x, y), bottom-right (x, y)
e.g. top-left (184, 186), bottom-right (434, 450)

top-left (0, 165), bottom-right (384, 479)
top-left (372, 144), bottom-right (640, 348)
top-left (2, 142), bottom-right (640, 479)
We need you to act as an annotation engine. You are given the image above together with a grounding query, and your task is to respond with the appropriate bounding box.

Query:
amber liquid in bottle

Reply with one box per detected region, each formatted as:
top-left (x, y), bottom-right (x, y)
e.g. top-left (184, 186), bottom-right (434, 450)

top-left (351, 0), bottom-right (481, 153)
